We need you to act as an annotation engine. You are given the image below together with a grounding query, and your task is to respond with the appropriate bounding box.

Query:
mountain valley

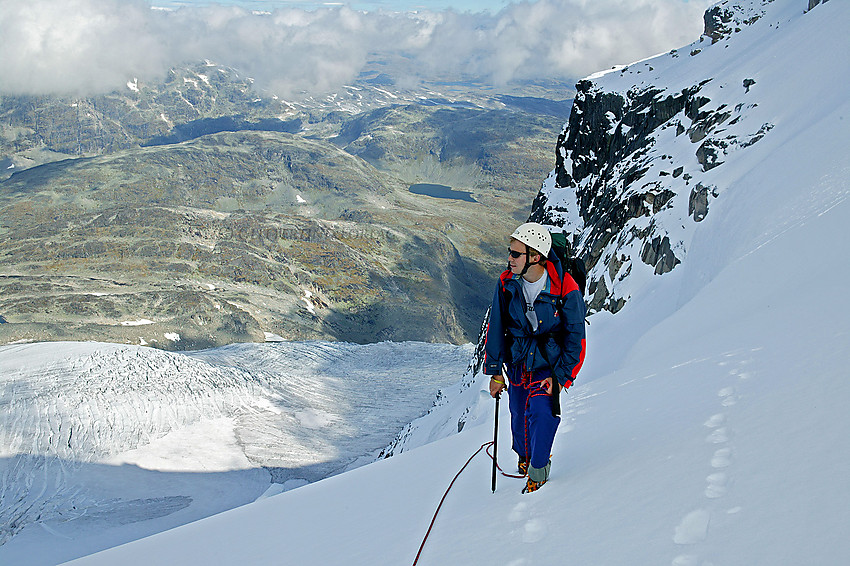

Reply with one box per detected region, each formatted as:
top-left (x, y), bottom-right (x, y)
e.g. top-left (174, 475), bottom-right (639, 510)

top-left (0, 68), bottom-right (574, 348)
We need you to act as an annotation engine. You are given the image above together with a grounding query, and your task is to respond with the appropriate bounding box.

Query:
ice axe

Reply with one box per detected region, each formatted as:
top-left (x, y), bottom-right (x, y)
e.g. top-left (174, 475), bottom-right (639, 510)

top-left (491, 393), bottom-right (499, 492)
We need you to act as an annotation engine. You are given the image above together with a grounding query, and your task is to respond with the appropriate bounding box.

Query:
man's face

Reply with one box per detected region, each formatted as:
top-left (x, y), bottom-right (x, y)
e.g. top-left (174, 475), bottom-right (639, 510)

top-left (508, 241), bottom-right (527, 274)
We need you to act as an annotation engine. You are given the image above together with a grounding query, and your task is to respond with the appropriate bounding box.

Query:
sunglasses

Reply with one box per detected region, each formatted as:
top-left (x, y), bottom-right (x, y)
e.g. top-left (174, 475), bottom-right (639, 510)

top-left (507, 248), bottom-right (524, 259)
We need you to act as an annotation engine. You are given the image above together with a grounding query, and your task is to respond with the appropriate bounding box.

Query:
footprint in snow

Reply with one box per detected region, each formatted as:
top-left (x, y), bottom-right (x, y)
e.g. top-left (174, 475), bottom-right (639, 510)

top-left (705, 472), bottom-right (728, 499)
top-left (508, 501), bottom-right (529, 523)
top-left (711, 447), bottom-right (732, 468)
top-left (673, 509), bottom-right (710, 545)
top-left (705, 427), bottom-right (729, 444)
top-left (703, 413), bottom-right (725, 428)
top-left (718, 387), bottom-right (737, 407)
top-left (521, 517), bottom-right (547, 544)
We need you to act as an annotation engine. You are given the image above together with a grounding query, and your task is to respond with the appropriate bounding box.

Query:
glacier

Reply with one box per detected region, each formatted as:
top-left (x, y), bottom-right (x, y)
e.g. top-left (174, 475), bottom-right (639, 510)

top-left (0, 340), bottom-right (471, 562)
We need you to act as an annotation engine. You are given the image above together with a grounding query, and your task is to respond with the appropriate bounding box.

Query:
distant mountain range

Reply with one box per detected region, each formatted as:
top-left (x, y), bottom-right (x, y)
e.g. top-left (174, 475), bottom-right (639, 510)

top-left (0, 66), bottom-right (573, 348)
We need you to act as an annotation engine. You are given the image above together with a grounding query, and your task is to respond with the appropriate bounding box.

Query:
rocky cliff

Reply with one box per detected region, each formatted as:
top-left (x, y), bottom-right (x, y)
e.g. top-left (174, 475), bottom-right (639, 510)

top-left (530, 0), bottom-right (795, 314)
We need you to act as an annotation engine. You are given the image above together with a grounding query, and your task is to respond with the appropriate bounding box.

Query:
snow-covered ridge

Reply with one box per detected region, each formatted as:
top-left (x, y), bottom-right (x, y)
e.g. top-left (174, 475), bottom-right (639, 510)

top-left (532, 0), bottom-right (815, 316)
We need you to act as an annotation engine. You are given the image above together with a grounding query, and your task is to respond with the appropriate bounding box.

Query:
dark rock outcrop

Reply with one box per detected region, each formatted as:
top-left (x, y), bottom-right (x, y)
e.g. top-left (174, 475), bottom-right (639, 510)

top-left (529, 0), bottom-right (778, 314)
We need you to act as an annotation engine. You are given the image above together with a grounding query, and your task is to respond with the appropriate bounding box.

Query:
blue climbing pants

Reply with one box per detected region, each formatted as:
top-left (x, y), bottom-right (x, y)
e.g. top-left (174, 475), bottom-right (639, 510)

top-left (506, 365), bottom-right (560, 470)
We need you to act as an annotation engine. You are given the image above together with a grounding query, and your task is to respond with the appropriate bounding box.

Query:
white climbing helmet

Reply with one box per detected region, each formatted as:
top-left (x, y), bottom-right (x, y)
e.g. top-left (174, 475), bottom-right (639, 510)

top-left (510, 222), bottom-right (551, 257)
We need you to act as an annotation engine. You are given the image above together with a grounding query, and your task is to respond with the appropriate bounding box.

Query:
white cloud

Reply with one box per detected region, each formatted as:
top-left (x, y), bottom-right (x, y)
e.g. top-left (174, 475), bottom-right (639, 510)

top-left (412, 0), bottom-right (715, 84)
top-left (0, 0), bottom-right (714, 97)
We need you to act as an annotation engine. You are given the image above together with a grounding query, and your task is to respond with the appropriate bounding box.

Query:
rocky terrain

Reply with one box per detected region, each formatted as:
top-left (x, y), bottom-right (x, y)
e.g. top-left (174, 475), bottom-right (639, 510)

top-left (530, 0), bottom-right (783, 314)
top-left (0, 65), bottom-right (572, 348)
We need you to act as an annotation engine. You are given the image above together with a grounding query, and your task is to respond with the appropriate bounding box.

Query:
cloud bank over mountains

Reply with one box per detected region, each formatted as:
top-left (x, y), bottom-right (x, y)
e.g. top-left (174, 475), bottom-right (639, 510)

top-left (0, 0), bottom-right (713, 98)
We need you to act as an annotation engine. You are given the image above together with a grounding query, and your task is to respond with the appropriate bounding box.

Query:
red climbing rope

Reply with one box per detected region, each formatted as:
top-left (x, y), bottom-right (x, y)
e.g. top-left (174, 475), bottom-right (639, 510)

top-left (485, 442), bottom-right (526, 479)
top-left (411, 440), bottom-right (524, 565)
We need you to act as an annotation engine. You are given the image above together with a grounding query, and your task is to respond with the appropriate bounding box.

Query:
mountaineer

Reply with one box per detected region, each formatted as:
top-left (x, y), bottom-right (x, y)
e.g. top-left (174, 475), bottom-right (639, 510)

top-left (484, 222), bottom-right (586, 493)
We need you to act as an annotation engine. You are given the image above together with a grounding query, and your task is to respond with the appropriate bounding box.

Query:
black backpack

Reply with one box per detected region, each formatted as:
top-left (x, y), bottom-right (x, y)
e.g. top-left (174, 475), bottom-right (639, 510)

top-left (547, 231), bottom-right (587, 417)
top-left (549, 231), bottom-right (586, 297)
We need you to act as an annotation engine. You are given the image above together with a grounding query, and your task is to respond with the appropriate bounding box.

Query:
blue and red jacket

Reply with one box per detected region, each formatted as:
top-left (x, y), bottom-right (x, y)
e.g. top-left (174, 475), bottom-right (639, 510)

top-left (483, 252), bottom-right (586, 388)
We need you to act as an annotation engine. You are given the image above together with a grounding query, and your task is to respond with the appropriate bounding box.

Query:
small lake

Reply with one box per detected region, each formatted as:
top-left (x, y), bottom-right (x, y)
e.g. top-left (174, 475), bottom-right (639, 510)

top-left (408, 183), bottom-right (476, 203)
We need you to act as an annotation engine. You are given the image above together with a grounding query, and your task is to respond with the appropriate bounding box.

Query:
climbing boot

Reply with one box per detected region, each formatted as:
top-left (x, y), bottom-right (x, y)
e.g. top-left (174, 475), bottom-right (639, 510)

top-left (518, 458), bottom-right (529, 476)
top-left (522, 477), bottom-right (547, 493)
top-left (521, 460), bottom-right (551, 493)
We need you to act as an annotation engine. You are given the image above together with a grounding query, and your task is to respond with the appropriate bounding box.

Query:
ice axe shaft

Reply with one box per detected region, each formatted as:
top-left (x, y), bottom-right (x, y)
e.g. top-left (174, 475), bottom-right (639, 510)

top-left (491, 393), bottom-right (499, 493)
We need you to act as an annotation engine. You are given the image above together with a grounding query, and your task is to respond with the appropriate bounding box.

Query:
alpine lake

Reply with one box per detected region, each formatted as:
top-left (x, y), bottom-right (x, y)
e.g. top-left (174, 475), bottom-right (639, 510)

top-left (408, 183), bottom-right (477, 203)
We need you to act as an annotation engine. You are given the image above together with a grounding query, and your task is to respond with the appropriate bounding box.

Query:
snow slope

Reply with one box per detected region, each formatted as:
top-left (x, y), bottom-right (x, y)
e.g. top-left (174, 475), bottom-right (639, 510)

top-left (64, 192), bottom-right (850, 565)
top-left (63, 1), bottom-right (850, 564)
